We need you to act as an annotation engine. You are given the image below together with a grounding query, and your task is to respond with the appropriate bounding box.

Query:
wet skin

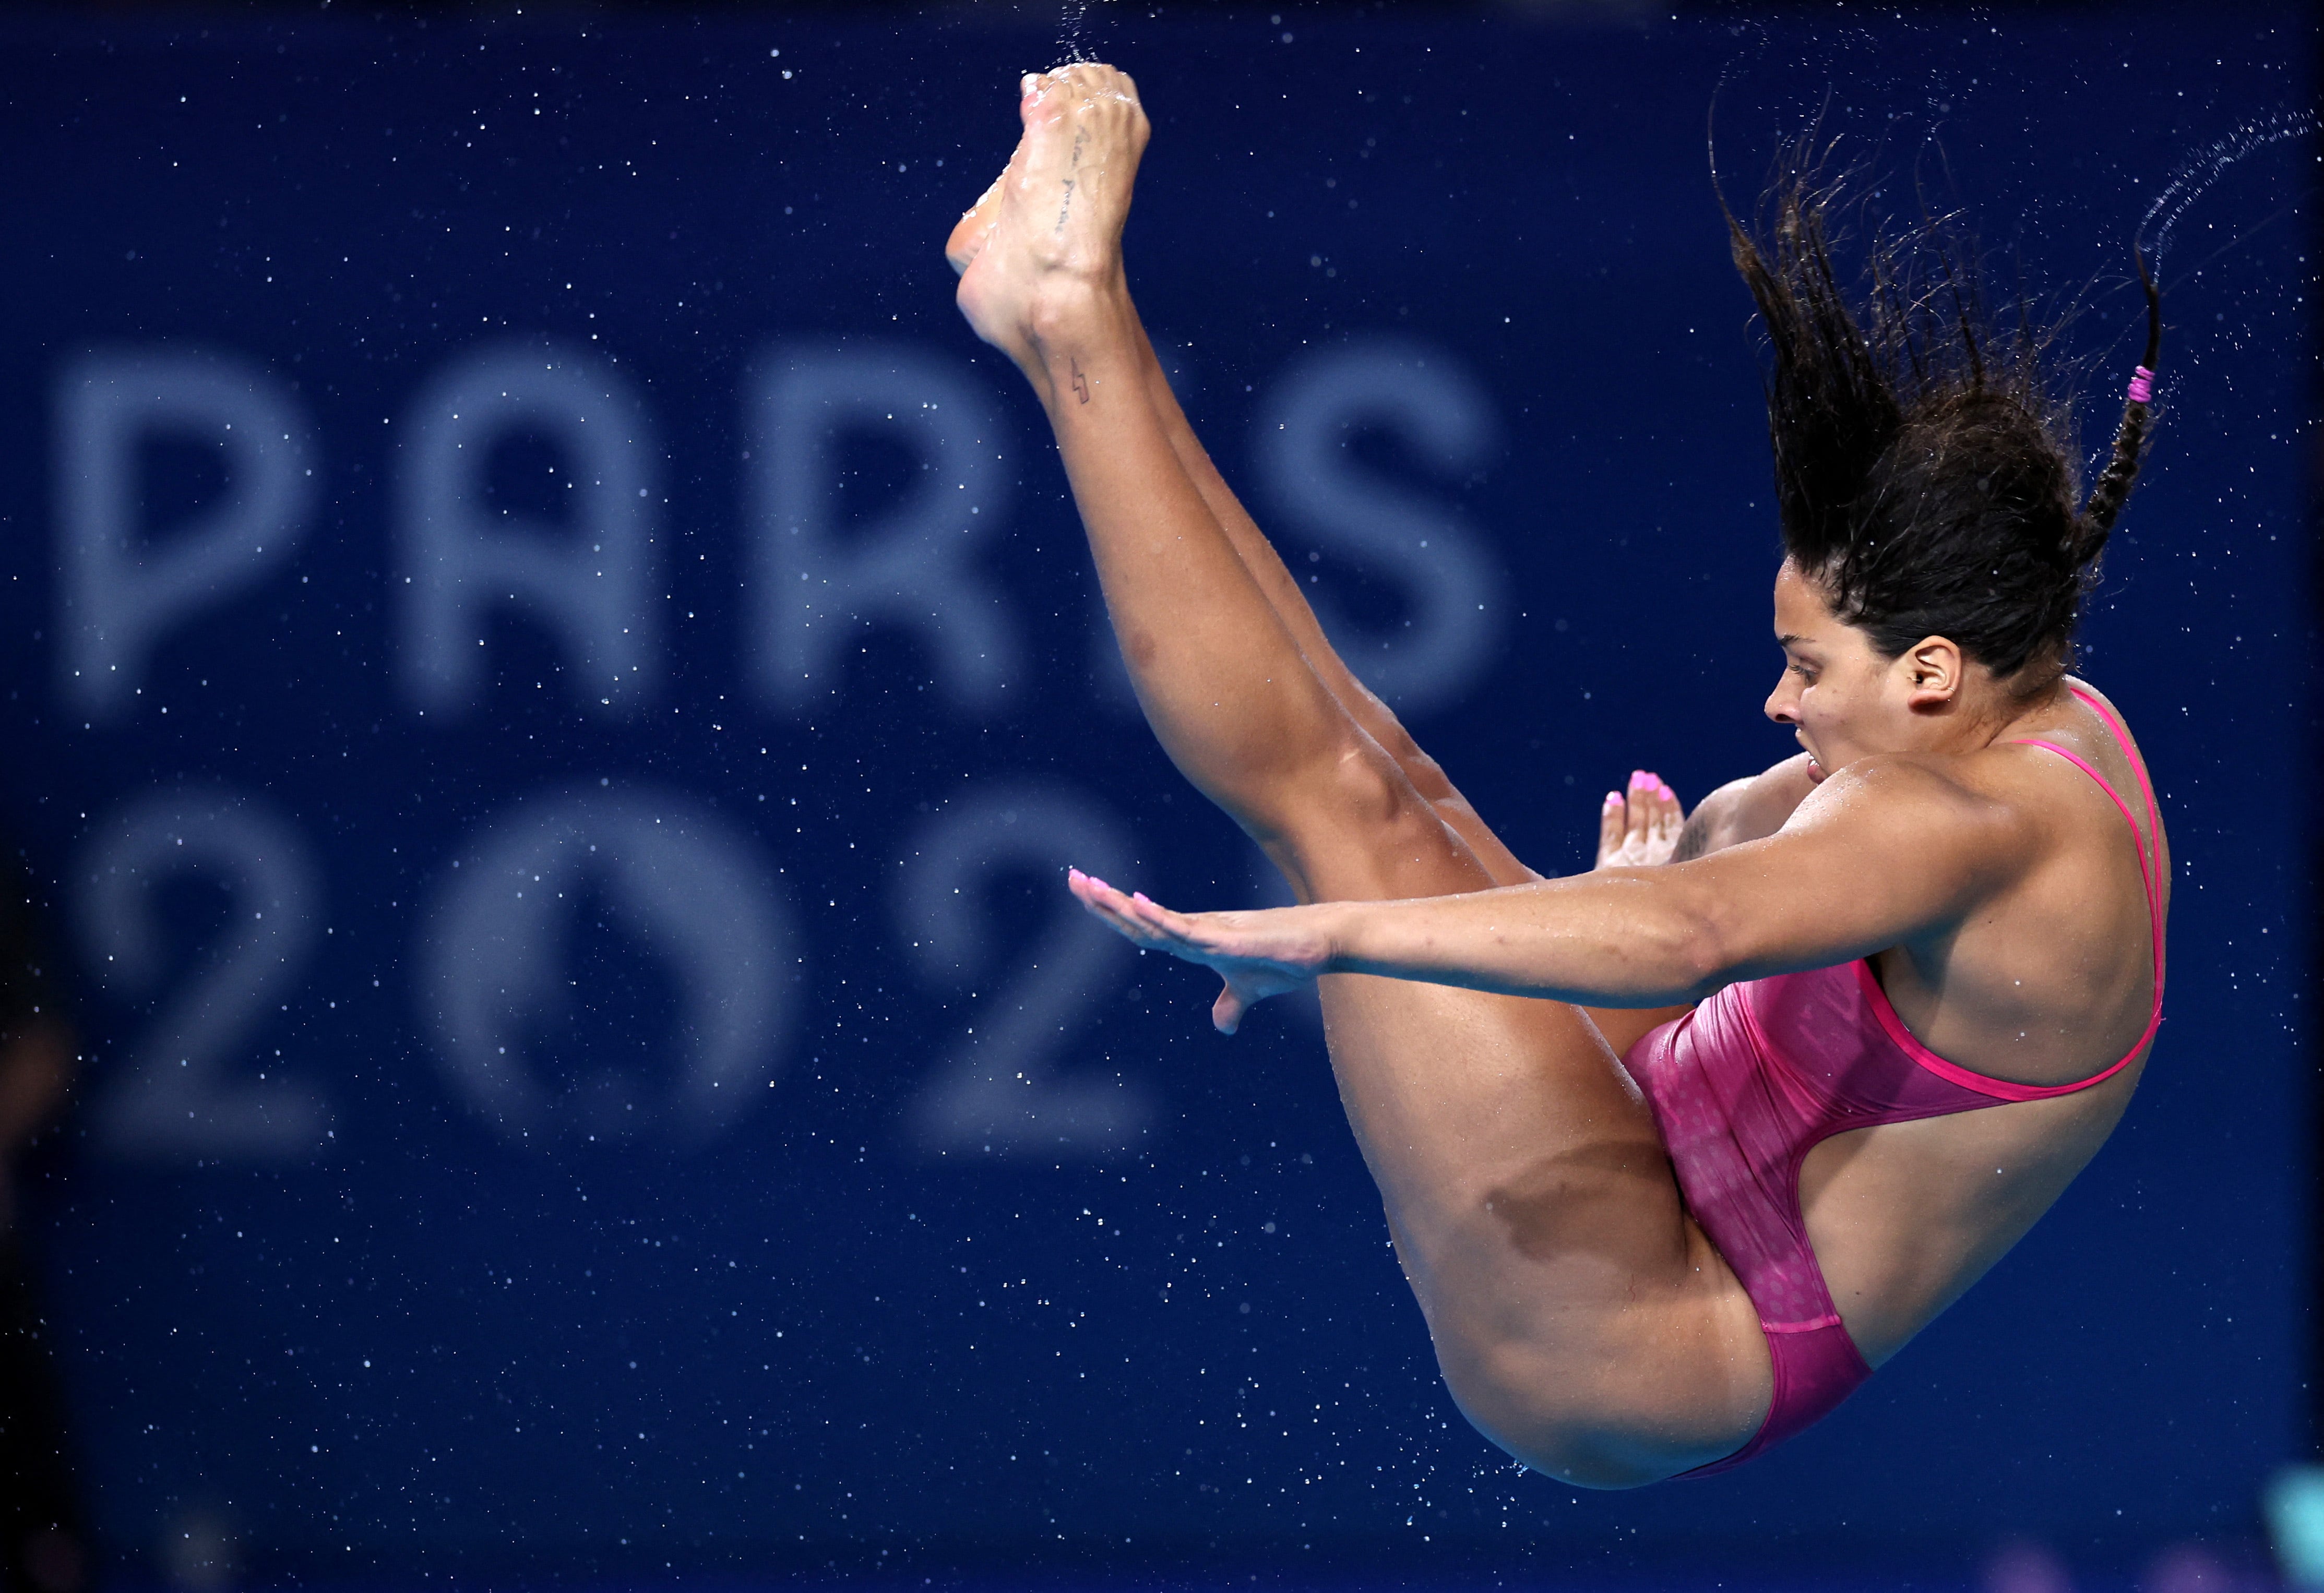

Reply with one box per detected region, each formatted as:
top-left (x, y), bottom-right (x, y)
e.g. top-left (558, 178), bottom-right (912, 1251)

top-left (958, 65), bottom-right (2165, 1487)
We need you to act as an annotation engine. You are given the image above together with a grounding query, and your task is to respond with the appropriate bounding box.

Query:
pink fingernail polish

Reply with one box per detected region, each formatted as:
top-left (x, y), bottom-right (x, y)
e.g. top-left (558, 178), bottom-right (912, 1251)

top-left (1086, 876), bottom-right (1109, 892)
top-left (1132, 891), bottom-right (1153, 905)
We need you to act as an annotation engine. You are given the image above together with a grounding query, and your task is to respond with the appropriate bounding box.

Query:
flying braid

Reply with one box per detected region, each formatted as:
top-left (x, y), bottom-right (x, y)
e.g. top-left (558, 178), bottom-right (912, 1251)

top-left (2075, 253), bottom-right (2164, 561)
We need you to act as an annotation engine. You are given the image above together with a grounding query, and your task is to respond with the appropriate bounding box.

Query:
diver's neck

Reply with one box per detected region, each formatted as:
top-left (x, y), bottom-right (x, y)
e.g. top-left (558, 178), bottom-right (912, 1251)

top-left (1966, 674), bottom-right (2072, 751)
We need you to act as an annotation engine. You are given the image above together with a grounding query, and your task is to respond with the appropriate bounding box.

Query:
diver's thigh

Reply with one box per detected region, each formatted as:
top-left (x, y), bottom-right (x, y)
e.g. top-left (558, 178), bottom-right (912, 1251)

top-left (1310, 974), bottom-right (1770, 1477)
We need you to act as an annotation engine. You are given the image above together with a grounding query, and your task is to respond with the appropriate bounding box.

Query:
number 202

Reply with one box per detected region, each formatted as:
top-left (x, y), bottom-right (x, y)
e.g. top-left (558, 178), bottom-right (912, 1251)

top-left (74, 778), bottom-right (1148, 1164)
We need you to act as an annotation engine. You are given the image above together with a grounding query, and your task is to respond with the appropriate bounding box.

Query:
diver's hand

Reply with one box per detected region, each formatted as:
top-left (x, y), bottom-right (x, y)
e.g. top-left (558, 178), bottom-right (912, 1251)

top-left (1594, 769), bottom-right (1684, 869)
top-left (1068, 868), bottom-right (1331, 1034)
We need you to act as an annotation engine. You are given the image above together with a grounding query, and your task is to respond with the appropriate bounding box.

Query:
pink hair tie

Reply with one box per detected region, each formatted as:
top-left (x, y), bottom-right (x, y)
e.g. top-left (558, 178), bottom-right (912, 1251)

top-left (2126, 365), bottom-right (2154, 405)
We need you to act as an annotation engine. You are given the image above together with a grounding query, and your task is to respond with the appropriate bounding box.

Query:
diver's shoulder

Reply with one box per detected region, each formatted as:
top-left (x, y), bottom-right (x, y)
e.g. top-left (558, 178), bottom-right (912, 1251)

top-left (2054, 674), bottom-right (2149, 749)
top-left (1809, 751), bottom-right (2007, 829)
top-left (1819, 750), bottom-right (1971, 793)
top-left (1980, 674), bottom-right (2149, 785)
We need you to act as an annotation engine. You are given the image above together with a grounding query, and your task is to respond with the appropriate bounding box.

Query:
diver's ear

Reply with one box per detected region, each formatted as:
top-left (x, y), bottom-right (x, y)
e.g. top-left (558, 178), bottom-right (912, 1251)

top-left (1897, 634), bottom-right (1964, 711)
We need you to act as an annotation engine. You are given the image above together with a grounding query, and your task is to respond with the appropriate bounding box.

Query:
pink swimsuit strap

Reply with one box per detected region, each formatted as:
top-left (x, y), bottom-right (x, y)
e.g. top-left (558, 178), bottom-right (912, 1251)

top-left (1858, 686), bottom-right (2165, 1103)
top-left (1977, 684), bottom-right (2166, 1094)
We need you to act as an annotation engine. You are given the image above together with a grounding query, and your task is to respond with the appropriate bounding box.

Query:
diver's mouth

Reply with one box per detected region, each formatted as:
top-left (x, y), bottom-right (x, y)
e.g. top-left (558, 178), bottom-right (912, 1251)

top-left (1805, 758), bottom-right (1827, 783)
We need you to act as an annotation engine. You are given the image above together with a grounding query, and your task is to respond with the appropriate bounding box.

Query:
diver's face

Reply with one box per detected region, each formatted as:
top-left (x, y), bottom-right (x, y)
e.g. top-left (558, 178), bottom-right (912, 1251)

top-left (1761, 560), bottom-right (1916, 781)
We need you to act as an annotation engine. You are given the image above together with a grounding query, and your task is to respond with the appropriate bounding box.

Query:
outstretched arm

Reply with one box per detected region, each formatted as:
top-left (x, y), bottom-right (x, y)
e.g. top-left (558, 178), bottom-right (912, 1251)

top-left (1072, 757), bottom-right (2027, 1032)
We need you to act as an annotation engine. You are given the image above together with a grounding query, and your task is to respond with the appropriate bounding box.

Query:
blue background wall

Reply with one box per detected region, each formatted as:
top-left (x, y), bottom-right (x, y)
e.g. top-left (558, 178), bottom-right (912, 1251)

top-left (0, 4), bottom-right (2311, 1579)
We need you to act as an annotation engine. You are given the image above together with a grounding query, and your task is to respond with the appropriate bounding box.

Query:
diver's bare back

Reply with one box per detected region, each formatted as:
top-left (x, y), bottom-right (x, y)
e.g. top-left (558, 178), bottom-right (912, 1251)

top-left (1759, 675), bottom-right (2166, 1363)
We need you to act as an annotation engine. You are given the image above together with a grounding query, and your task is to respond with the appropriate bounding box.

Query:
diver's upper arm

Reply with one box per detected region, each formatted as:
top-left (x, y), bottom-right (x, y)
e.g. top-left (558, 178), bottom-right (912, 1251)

top-left (1683, 758), bottom-right (2030, 980)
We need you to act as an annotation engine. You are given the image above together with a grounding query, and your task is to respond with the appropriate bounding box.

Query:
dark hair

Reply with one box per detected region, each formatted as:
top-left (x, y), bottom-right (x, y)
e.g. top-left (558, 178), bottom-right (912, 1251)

top-left (1727, 162), bottom-right (2162, 689)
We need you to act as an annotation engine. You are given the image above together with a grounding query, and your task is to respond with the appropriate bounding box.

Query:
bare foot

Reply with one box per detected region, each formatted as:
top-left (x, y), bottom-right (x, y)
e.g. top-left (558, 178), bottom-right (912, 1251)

top-left (948, 64), bottom-right (1150, 384)
top-left (1594, 769), bottom-right (1683, 869)
top-left (945, 159), bottom-right (1015, 278)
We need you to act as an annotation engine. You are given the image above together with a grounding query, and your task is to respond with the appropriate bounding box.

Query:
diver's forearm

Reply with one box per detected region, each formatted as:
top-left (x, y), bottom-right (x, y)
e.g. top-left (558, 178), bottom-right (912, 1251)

top-left (1321, 873), bottom-right (1724, 1008)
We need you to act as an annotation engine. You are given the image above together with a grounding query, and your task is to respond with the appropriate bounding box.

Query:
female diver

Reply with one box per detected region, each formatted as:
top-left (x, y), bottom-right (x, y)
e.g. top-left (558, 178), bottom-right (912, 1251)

top-left (948, 65), bottom-right (2166, 1486)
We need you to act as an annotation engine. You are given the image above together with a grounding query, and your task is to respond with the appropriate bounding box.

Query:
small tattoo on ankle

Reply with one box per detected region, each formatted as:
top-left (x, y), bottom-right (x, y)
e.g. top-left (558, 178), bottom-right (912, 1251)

top-left (1070, 359), bottom-right (1091, 404)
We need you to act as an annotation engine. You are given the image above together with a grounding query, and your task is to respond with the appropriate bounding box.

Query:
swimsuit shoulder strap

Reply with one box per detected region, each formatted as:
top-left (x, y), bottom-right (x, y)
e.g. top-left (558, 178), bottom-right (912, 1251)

top-left (2065, 685), bottom-right (2165, 868)
top-left (2001, 685), bottom-right (2165, 1086)
top-left (2048, 685), bottom-right (2165, 935)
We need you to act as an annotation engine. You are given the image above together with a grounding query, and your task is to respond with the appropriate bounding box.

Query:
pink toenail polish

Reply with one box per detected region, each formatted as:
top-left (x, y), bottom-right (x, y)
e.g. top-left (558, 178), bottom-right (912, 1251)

top-left (1658, 782), bottom-right (1675, 799)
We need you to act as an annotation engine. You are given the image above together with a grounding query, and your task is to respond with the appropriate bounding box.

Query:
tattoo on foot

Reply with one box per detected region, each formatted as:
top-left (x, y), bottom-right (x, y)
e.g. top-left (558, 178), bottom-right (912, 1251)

top-left (1070, 358), bottom-right (1091, 404)
top-left (1054, 130), bottom-right (1089, 233)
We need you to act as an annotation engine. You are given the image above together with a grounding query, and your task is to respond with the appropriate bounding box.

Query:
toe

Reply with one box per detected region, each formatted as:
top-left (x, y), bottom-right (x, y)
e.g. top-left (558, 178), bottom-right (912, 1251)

top-left (1596, 789), bottom-right (1625, 868)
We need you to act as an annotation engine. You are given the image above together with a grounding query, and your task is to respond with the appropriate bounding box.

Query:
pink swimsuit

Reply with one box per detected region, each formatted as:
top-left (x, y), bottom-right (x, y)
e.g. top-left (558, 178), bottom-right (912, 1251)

top-left (1622, 687), bottom-right (2165, 1476)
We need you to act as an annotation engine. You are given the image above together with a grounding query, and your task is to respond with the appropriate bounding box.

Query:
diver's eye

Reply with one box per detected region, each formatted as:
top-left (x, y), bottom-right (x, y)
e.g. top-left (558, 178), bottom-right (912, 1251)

top-left (1788, 662), bottom-right (1817, 684)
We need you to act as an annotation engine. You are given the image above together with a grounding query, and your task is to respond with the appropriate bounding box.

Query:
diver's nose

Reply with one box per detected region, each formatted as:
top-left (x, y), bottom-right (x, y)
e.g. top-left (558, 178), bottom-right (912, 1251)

top-left (1764, 676), bottom-right (1798, 726)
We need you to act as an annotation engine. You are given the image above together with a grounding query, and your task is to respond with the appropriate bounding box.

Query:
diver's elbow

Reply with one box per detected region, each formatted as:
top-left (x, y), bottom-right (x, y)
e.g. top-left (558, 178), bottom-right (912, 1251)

top-left (1659, 901), bottom-right (1735, 1002)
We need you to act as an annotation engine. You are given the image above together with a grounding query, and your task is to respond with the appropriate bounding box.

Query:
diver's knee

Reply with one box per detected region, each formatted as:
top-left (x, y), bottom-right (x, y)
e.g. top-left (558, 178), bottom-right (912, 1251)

top-left (1434, 1325), bottom-right (1725, 1490)
top-left (1439, 1358), bottom-right (1675, 1490)
top-left (1310, 737), bottom-right (1422, 828)
top-left (1294, 742), bottom-right (1470, 870)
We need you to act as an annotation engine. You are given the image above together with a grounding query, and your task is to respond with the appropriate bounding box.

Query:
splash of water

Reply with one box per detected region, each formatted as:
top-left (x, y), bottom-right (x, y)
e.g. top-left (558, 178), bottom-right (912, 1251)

top-left (1056, 0), bottom-right (1106, 66)
top-left (2138, 109), bottom-right (2318, 270)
